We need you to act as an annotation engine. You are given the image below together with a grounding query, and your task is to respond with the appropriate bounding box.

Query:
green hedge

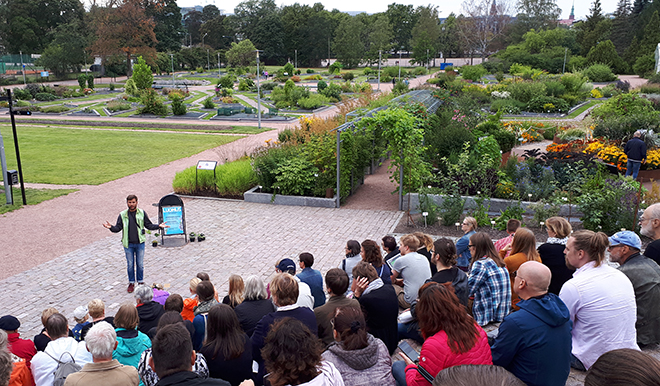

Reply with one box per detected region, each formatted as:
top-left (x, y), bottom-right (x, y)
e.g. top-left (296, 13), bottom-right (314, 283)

top-left (172, 158), bottom-right (257, 196)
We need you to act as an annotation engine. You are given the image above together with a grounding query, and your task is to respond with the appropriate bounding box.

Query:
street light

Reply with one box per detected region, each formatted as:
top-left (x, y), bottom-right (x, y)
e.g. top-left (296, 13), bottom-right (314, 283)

top-left (207, 49), bottom-right (210, 71)
top-left (426, 49), bottom-right (429, 71)
top-left (170, 54), bottom-right (175, 88)
top-left (201, 32), bottom-right (208, 47)
top-left (398, 48), bottom-right (403, 80)
top-left (256, 50), bottom-right (262, 130)
top-left (295, 49), bottom-right (297, 70)
top-left (378, 50), bottom-right (381, 92)
top-left (19, 51), bottom-right (25, 85)
top-left (217, 52), bottom-right (221, 78)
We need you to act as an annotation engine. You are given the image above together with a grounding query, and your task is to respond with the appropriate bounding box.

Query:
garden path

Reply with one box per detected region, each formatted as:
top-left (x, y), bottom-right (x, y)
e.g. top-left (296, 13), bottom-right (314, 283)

top-left (342, 159), bottom-right (399, 211)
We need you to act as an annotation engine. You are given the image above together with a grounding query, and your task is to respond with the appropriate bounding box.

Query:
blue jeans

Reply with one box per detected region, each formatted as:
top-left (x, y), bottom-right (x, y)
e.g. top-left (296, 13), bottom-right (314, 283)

top-left (392, 360), bottom-right (407, 386)
top-left (625, 160), bottom-right (642, 179)
top-left (398, 322), bottom-right (424, 344)
top-left (570, 354), bottom-right (586, 371)
top-left (124, 243), bottom-right (145, 283)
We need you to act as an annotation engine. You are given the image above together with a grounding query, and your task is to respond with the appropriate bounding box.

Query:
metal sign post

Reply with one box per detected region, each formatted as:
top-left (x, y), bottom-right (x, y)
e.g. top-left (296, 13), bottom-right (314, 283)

top-left (1, 90), bottom-right (26, 205)
top-left (195, 160), bottom-right (217, 193)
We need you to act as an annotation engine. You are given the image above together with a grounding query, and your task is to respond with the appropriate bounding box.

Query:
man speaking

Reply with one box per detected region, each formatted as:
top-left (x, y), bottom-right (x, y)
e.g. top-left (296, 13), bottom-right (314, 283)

top-left (104, 195), bottom-right (167, 293)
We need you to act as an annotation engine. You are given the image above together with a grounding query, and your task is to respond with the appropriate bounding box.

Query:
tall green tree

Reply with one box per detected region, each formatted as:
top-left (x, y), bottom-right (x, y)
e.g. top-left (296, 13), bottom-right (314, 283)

top-left (225, 39), bottom-right (257, 67)
top-left (611, 0), bottom-right (632, 56)
top-left (508, 0), bottom-right (561, 44)
top-left (301, 4), bottom-right (338, 67)
top-left (144, 0), bottom-right (183, 52)
top-left (333, 15), bottom-right (364, 68)
top-left (410, 5), bottom-right (440, 66)
top-left (200, 15), bottom-right (230, 50)
top-left (202, 5), bottom-right (220, 22)
top-left (364, 14), bottom-right (393, 65)
top-left (575, 0), bottom-right (611, 56)
top-left (438, 14), bottom-right (462, 59)
top-left (232, 0), bottom-right (284, 64)
top-left (35, 19), bottom-right (89, 76)
top-left (183, 10), bottom-right (203, 46)
top-left (386, 3), bottom-right (418, 53)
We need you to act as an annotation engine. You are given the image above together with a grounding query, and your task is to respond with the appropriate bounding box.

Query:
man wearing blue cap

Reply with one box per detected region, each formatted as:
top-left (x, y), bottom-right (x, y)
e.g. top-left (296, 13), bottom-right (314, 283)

top-left (275, 258), bottom-right (314, 309)
top-left (608, 230), bottom-right (660, 347)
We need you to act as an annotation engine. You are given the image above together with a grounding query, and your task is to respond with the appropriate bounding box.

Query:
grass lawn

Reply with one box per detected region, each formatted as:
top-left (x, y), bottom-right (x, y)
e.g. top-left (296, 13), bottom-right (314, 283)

top-left (565, 100), bottom-right (602, 119)
top-left (0, 125), bottom-right (242, 185)
top-left (0, 187), bottom-right (77, 214)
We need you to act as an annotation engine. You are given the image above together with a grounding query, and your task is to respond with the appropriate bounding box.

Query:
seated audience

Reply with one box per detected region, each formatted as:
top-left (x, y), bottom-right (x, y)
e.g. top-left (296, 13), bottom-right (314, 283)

top-left (382, 236), bottom-right (400, 262)
top-left (275, 259), bottom-right (314, 309)
top-left (252, 273), bottom-right (317, 385)
top-left (71, 306), bottom-right (89, 342)
top-left (493, 219), bottom-right (521, 258)
top-left (322, 306), bottom-right (395, 386)
top-left (392, 282), bottom-right (492, 386)
top-left (391, 234), bottom-right (432, 309)
top-left (63, 321), bottom-right (139, 386)
top-left (315, 269), bottom-right (360, 347)
top-left (152, 284), bottom-right (170, 306)
top-left (199, 305), bottom-right (252, 386)
top-left (0, 315), bottom-right (36, 367)
top-left (467, 232), bottom-right (511, 326)
top-left (113, 304), bottom-right (152, 370)
top-left (641, 202), bottom-right (660, 266)
top-left (413, 232), bottom-right (435, 275)
top-left (192, 281), bottom-right (219, 350)
top-left (233, 276), bottom-right (276, 337)
top-left (262, 318), bottom-right (343, 386)
top-left (491, 261), bottom-right (572, 386)
top-left (149, 324), bottom-right (228, 386)
top-left (138, 312), bottom-right (209, 386)
top-left (197, 273), bottom-right (220, 302)
top-left (32, 313), bottom-right (92, 386)
top-left (429, 238), bottom-right (468, 307)
top-left (341, 240), bottom-right (363, 287)
top-left (297, 253), bottom-right (326, 308)
top-left (352, 262), bottom-right (398, 355)
top-left (221, 275), bottom-right (244, 309)
top-left (0, 330), bottom-right (32, 386)
top-left (455, 217), bottom-right (477, 270)
top-left (559, 230), bottom-right (638, 370)
top-left (361, 240), bottom-right (392, 285)
top-left (80, 299), bottom-right (115, 342)
top-left (584, 349), bottom-right (660, 386)
top-left (34, 308), bottom-right (76, 351)
top-left (608, 231), bottom-right (660, 347)
top-left (135, 285), bottom-right (165, 335)
top-left (500, 228), bottom-right (542, 309)
top-left (157, 294), bottom-right (195, 341)
top-left (432, 365), bottom-right (525, 386)
top-left (537, 216), bottom-right (574, 295)
top-left (182, 278), bottom-right (201, 322)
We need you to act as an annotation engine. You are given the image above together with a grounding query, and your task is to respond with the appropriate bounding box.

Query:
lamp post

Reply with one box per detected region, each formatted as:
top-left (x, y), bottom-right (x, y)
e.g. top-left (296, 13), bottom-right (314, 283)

top-left (201, 32), bottom-right (208, 47)
top-left (19, 51), bottom-right (25, 85)
top-left (206, 49), bottom-right (210, 71)
top-left (398, 48), bottom-right (402, 80)
top-left (170, 53), bottom-right (174, 88)
top-left (378, 50), bottom-right (381, 92)
top-left (426, 48), bottom-right (429, 71)
top-left (217, 52), bottom-right (221, 78)
top-left (295, 49), bottom-right (297, 70)
top-left (562, 47), bottom-right (568, 74)
top-left (256, 50), bottom-right (262, 130)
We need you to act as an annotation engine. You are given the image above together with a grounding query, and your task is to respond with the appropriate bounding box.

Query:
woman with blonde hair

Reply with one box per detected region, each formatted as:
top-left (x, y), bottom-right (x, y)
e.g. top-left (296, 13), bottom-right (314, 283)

top-left (538, 217), bottom-right (574, 295)
top-left (456, 217), bottom-right (478, 271)
top-left (413, 232), bottom-right (436, 275)
top-left (222, 274), bottom-right (245, 309)
top-left (500, 228), bottom-right (542, 309)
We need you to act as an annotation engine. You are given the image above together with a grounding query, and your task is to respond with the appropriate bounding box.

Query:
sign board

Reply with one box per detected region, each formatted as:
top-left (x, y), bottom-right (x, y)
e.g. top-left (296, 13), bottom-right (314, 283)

top-left (197, 160), bottom-right (217, 170)
top-left (41, 71), bottom-right (49, 77)
top-left (162, 206), bottom-right (184, 235)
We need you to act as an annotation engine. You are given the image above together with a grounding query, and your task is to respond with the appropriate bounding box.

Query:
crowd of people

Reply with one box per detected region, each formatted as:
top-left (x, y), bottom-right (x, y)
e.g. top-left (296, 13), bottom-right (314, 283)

top-left (3, 207), bottom-right (660, 386)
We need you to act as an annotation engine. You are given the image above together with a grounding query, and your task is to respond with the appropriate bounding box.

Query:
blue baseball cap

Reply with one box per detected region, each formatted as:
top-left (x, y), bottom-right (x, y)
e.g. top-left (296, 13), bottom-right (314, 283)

top-left (275, 258), bottom-right (296, 273)
top-left (608, 231), bottom-right (642, 250)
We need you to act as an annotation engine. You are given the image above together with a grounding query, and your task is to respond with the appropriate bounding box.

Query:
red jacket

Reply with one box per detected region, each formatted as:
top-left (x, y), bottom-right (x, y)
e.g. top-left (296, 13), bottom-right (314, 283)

top-left (7, 333), bottom-right (36, 368)
top-left (405, 325), bottom-right (492, 386)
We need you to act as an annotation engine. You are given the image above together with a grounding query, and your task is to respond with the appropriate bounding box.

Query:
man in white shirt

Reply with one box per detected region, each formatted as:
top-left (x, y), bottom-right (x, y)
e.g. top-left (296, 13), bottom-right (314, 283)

top-left (559, 230), bottom-right (639, 371)
top-left (275, 258), bottom-right (314, 309)
top-left (390, 234), bottom-right (432, 309)
top-left (32, 313), bottom-right (93, 386)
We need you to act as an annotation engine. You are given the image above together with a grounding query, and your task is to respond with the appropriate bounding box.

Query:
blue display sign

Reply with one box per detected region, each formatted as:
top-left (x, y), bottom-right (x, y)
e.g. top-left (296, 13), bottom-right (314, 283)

top-left (162, 206), bottom-right (184, 235)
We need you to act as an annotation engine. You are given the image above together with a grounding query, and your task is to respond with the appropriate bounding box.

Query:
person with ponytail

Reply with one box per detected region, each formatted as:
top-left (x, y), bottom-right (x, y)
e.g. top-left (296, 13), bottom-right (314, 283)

top-left (322, 306), bottom-right (395, 386)
top-left (559, 230), bottom-right (638, 371)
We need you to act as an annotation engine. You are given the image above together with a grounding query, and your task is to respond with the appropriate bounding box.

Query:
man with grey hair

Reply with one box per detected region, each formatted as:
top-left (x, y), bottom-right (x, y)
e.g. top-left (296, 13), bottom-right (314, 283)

top-left (624, 130), bottom-right (646, 179)
top-left (135, 284), bottom-right (164, 334)
top-left (64, 322), bottom-right (139, 386)
top-left (608, 231), bottom-right (660, 347)
top-left (641, 203), bottom-right (660, 266)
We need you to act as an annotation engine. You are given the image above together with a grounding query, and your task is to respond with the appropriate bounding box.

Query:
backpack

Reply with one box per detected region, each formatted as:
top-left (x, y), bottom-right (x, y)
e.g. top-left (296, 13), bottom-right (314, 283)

top-left (45, 351), bottom-right (82, 386)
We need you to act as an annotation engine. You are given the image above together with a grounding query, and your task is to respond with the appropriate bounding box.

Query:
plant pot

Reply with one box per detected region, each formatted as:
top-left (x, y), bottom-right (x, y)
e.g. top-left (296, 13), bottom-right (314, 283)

top-left (190, 236), bottom-right (196, 242)
top-left (198, 235), bottom-right (206, 241)
top-left (325, 188), bottom-right (334, 198)
top-left (152, 241), bottom-right (158, 247)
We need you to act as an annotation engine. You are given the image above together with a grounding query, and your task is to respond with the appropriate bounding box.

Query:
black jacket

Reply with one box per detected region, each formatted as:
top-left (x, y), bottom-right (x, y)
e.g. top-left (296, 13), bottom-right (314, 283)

top-left (137, 301), bottom-right (164, 334)
top-left (624, 137), bottom-right (647, 162)
top-left (538, 243), bottom-right (575, 295)
top-left (357, 285), bottom-right (399, 355)
top-left (155, 371), bottom-right (230, 386)
top-left (234, 299), bottom-right (276, 337)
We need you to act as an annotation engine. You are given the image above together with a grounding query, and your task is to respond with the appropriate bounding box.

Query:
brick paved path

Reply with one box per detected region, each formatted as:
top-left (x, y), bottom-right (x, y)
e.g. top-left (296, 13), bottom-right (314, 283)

top-left (0, 199), bottom-right (402, 338)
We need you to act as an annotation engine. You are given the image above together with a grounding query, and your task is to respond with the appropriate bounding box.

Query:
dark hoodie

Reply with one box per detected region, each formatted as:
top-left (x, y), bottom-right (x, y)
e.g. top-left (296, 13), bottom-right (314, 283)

top-left (491, 293), bottom-right (573, 386)
top-left (137, 301), bottom-right (164, 334)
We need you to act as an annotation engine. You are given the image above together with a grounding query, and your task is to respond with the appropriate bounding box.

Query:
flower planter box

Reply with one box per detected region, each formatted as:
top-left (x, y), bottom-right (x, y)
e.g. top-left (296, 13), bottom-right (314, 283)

top-left (637, 169), bottom-right (660, 182)
top-left (243, 186), bottom-right (337, 208)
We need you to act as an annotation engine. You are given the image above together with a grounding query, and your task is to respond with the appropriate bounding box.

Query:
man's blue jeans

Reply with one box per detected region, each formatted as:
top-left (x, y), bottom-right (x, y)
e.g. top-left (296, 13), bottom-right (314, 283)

top-left (625, 160), bottom-right (642, 179)
top-left (392, 360), bottom-right (408, 386)
top-left (124, 243), bottom-right (145, 283)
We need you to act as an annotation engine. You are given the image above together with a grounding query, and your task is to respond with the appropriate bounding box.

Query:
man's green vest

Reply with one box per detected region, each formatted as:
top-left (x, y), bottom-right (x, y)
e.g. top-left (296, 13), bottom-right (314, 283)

top-left (120, 208), bottom-right (145, 248)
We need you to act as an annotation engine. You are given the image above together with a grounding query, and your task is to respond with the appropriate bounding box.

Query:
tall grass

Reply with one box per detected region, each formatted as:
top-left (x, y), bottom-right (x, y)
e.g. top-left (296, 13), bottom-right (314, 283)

top-left (172, 158), bottom-right (257, 196)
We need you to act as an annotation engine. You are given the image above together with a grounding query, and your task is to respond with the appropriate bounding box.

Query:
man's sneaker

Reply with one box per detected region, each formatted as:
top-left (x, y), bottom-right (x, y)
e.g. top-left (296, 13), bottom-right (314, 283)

top-left (127, 283), bottom-right (135, 293)
top-left (138, 282), bottom-right (145, 286)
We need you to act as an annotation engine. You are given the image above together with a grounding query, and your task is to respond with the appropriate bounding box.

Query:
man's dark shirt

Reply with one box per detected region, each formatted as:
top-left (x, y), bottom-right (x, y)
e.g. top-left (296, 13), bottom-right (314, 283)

top-left (155, 371), bottom-right (230, 386)
top-left (644, 239), bottom-right (660, 266)
top-left (110, 210), bottom-right (159, 244)
top-left (624, 137), bottom-right (647, 162)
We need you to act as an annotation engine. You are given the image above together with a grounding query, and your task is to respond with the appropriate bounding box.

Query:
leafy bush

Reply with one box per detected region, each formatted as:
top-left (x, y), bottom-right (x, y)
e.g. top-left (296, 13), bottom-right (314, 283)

top-left (238, 78), bottom-right (255, 91)
top-left (460, 64), bottom-right (487, 82)
top-left (583, 64), bottom-right (617, 82)
top-left (291, 75), bottom-right (301, 82)
top-left (633, 54), bottom-right (655, 77)
top-left (132, 56), bottom-right (154, 90)
top-left (297, 93), bottom-right (329, 109)
top-left (283, 62), bottom-right (294, 76)
top-left (138, 89), bottom-right (168, 116)
top-left (106, 100), bottom-right (131, 112)
top-left (591, 93), bottom-right (655, 120)
top-left (593, 114), bottom-right (660, 139)
top-left (78, 74), bottom-right (87, 90)
top-left (578, 175), bottom-right (641, 233)
top-left (526, 96), bottom-right (570, 113)
top-left (14, 100), bottom-right (29, 107)
top-left (544, 80), bottom-right (567, 97)
top-left (491, 130), bottom-right (517, 153)
top-left (306, 68), bottom-right (314, 74)
top-left (342, 72), bottom-right (354, 81)
top-left (329, 62), bottom-right (342, 74)
top-left (393, 80), bottom-right (409, 95)
top-left (490, 99), bottom-right (525, 114)
top-left (568, 56), bottom-right (588, 71)
top-left (475, 135), bottom-right (502, 169)
top-left (202, 97), bottom-right (215, 109)
top-left (639, 84), bottom-right (660, 94)
top-left (272, 155), bottom-right (317, 196)
top-left (317, 80), bottom-right (327, 91)
top-left (124, 79), bottom-right (139, 97)
top-left (439, 194), bottom-right (465, 226)
top-left (260, 82), bottom-right (277, 91)
top-left (304, 75), bottom-right (322, 80)
top-left (218, 75), bottom-right (235, 89)
top-left (173, 158), bottom-right (257, 196)
top-left (320, 83), bottom-right (342, 101)
top-left (381, 75), bottom-right (392, 83)
top-left (560, 73), bottom-right (587, 93)
top-left (383, 66), bottom-right (399, 78)
top-left (41, 105), bottom-right (69, 113)
top-left (26, 84), bottom-right (41, 98)
top-left (424, 116), bottom-right (475, 164)
top-left (109, 83), bottom-right (115, 91)
top-left (414, 67), bottom-right (427, 76)
top-left (507, 81), bottom-right (547, 103)
top-left (35, 93), bottom-right (58, 101)
top-left (12, 88), bottom-right (31, 100)
top-left (87, 75), bottom-right (94, 89)
top-left (169, 92), bottom-right (187, 115)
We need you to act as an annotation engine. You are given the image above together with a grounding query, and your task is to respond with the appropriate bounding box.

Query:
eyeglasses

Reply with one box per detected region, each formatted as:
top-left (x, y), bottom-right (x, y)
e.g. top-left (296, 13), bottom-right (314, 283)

top-left (512, 270), bottom-right (517, 278)
top-left (608, 244), bottom-right (624, 250)
top-left (468, 244), bottom-right (475, 248)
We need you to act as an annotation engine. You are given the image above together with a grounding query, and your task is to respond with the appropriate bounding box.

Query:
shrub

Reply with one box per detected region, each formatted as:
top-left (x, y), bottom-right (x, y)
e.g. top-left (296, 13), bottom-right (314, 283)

top-left (439, 194), bottom-right (466, 226)
top-left (363, 67), bottom-right (372, 75)
top-left (634, 54), bottom-right (655, 77)
top-left (381, 75), bottom-right (392, 83)
top-left (306, 68), bottom-right (314, 74)
top-left (260, 82), bottom-right (277, 91)
top-left (26, 84), bottom-right (40, 97)
top-left (218, 75), bottom-right (235, 89)
top-left (591, 93), bottom-right (655, 120)
top-left (170, 94), bottom-right (187, 115)
top-left (507, 81), bottom-right (547, 103)
top-left (124, 79), bottom-right (139, 96)
top-left (132, 56), bottom-right (154, 90)
top-left (218, 88), bottom-right (233, 97)
top-left (320, 83), bottom-right (342, 101)
top-left (460, 64), bottom-right (487, 82)
top-left (297, 93), bottom-right (329, 109)
top-left (329, 62), bottom-right (342, 74)
top-left (35, 93), bottom-right (58, 101)
top-left (495, 72), bottom-right (505, 82)
top-left (639, 84), bottom-right (660, 94)
top-left (393, 80), bottom-right (409, 95)
top-left (583, 64), bottom-right (617, 82)
top-left (12, 88), bottom-right (31, 100)
top-left (544, 80), bottom-right (566, 97)
top-left (273, 155), bottom-right (316, 196)
top-left (578, 176), bottom-right (641, 233)
top-left (106, 100), bottom-right (131, 112)
top-left (526, 96), bottom-right (570, 113)
top-left (41, 105), bottom-right (69, 113)
top-left (202, 97), bottom-right (215, 109)
top-left (560, 73), bottom-right (587, 93)
top-left (568, 56), bottom-right (588, 71)
top-left (475, 135), bottom-right (502, 169)
top-left (173, 158), bottom-right (257, 196)
top-left (109, 83), bottom-right (115, 91)
top-left (383, 66), bottom-right (399, 78)
top-left (238, 78), bottom-right (255, 91)
top-left (304, 75), bottom-right (322, 80)
top-left (87, 75), bottom-right (94, 90)
top-left (425, 117), bottom-right (475, 163)
top-left (290, 75), bottom-right (301, 82)
top-left (341, 72), bottom-right (354, 81)
top-left (138, 89), bottom-right (168, 116)
top-left (317, 80), bottom-right (327, 91)
top-left (283, 62), bottom-right (294, 75)
top-left (491, 129), bottom-right (517, 153)
top-left (77, 74), bottom-right (87, 90)
top-left (593, 114), bottom-right (660, 139)
top-left (414, 67), bottom-right (427, 76)
top-left (615, 80), bottom-right (631, 93)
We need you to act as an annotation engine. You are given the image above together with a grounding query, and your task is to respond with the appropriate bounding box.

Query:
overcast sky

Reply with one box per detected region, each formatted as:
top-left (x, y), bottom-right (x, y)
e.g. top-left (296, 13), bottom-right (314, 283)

top-left (177, 0), bottom-right (618, 20)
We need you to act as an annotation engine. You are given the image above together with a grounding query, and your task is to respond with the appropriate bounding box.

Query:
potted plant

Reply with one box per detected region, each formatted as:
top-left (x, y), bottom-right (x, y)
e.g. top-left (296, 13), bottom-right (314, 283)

top-left (189, 232), bottom-right (196, 242)
top-left (197, 233), bottom-right (206, 241)
top-left (152, 240), bottom-right (158, 247)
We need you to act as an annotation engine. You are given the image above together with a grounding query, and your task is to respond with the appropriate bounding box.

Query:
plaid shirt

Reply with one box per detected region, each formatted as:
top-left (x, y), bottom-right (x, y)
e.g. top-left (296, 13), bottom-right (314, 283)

top-left (468, 257), bottom-right (511, 326)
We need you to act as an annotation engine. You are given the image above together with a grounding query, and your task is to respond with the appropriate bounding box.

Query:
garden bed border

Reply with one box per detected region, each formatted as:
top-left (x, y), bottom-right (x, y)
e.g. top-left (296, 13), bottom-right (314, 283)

top-left (244, 186), bottom-right (338, 208)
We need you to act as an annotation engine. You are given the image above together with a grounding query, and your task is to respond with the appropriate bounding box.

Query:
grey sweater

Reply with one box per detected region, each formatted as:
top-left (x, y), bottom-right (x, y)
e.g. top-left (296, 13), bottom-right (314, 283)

top-left (321, 335), bottom-right (395, 386)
